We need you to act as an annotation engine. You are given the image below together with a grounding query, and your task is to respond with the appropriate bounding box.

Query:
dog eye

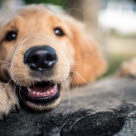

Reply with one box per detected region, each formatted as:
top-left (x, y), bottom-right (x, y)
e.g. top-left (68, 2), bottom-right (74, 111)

top-left (54, 27), bottom-right (65, 36)
top-left (5, 31), bottom-right (17, 41)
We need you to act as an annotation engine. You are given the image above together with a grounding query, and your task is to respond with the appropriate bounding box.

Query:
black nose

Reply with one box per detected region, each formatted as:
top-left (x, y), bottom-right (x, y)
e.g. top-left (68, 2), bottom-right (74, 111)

top-left (24, 46), bottom-right (57, 71)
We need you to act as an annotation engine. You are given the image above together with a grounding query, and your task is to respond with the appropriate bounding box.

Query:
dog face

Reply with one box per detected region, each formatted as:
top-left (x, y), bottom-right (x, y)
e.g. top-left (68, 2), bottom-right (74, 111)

top-left (0, 5), bottom-right (106, 110)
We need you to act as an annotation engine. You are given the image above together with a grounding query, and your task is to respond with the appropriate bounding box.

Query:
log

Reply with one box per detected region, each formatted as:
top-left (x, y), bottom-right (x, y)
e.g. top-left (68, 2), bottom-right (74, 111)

top-left (0, 77), bottom-right (136, 136)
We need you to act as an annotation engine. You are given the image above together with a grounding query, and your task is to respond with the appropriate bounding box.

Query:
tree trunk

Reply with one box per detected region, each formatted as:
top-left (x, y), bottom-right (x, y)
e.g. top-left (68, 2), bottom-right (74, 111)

top-left (65, 0), bottom-right (102, 42)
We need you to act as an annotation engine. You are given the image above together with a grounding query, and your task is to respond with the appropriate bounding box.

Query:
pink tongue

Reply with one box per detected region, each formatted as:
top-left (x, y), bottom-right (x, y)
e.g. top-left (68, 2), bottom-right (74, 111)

top-left (32, 87), bottom-right (50, 92)
top-left (28, 85), bottom-right (57, 98)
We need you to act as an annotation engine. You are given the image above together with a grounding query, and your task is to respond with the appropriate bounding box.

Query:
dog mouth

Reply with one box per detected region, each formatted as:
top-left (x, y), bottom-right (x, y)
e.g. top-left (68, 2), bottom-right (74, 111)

top-left (18, 81), bottom-right (61, 107)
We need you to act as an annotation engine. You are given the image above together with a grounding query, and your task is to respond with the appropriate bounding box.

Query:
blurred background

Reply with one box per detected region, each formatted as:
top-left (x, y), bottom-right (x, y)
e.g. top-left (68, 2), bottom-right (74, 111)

top-left (0, 0), bottom-right (136, 76)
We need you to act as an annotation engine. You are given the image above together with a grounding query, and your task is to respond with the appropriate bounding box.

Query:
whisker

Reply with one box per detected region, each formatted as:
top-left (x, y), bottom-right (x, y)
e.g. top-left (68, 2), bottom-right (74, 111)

top-left (4, 78), bottom-right (12, 92)
top-left (13, 81), bottom-right (18, 94)
top-left (0, 64), bottom-right (10, 69)
top-left (14, 77), bottom-right (26, 105)
top-left (64, 79), bottom-right (71, 110)
top-left (74, 54), bottom-right (93, 59)
top-left (0, 61), bottom-right (11, 64)
top-left (70, 68), bottom-right (89, 85)
top-left (18, 88), bottom-right (26, 105)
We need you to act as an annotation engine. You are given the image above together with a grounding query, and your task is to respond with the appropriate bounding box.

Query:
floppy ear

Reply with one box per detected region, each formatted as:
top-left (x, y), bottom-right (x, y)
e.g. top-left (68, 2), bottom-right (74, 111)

top-left (67, 19), bottom-right (106, 87)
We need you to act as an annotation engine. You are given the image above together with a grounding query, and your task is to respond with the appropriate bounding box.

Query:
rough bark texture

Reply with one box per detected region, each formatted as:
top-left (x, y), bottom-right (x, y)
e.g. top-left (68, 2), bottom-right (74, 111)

top-left (0, 77), bottom-right (136, 136)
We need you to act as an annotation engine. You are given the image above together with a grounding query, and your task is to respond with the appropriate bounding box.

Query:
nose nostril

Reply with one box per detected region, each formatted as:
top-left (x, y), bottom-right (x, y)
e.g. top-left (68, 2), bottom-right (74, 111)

top-left (31, 55), bottom-right (39, 63)
top-left (29, 63), bottom-right (37, 70)
top-left (46, 53), bottom-right (56, 61)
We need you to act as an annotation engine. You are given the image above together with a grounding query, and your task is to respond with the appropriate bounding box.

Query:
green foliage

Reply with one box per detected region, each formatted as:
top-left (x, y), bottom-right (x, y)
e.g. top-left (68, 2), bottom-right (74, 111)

top-left (103, 55), bottom-right (129, 77)
top-left (24, 0), bottom-right (68, 7)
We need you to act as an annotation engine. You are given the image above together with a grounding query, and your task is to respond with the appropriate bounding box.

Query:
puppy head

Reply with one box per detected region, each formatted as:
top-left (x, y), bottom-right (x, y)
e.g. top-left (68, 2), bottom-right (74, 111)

top-left (0, 5), bottom-right (106, 111)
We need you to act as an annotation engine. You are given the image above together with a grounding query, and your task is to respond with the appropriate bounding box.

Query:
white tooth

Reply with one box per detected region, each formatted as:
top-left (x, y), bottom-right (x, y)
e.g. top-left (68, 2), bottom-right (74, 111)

top-left (28, 88), bottom-right (31, 92)
top-left (33, 91), bottom-right (36, 94)
top-left (51, 90), bottom-right (54, 93)
top-left (41, 93), bottom-right (43, 95)
top-left (37, 92), bottom-right (40, 95)
top-left (47, 91), bottom-right (50, 94)
top-left (54, 84), bottom-right (57, 89)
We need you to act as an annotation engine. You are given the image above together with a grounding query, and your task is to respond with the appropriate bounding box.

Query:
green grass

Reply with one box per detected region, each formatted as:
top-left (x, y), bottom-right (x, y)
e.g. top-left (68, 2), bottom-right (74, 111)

top-left (103, 55), bottom-right (131, 77)
top-left (24, 0), bottom-right (68, 7)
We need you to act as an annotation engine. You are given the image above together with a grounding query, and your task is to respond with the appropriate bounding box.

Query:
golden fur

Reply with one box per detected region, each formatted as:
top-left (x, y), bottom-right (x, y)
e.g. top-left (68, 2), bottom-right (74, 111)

top-left (0, 5), bottom-right (106, 117)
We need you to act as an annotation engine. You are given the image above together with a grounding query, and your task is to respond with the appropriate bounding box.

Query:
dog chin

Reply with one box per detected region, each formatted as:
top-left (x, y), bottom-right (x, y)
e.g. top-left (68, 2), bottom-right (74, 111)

top-left (15, 80), bottom-right (61, 111)
top-left (25, 97), bottom-right (61, 111)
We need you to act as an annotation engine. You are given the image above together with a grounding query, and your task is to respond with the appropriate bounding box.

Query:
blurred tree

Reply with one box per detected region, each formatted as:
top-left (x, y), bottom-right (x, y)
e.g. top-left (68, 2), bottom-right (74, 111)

top-left (65, 0), bottom-right (83, 20)
top-left (24, 0), bottom-right (68, 7)
top-left (0, 0), bottom-right (24, 10)
top-left (0, 0), bottom-right (24, 25)
top-left (65, 0), bottom-right (102, 43)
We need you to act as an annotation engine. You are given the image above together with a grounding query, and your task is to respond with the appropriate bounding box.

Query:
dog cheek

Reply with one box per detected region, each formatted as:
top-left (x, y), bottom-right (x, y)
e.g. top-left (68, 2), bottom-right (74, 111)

top-left (0, 64), bottom-right (10, 82)
top-left (9, 52), bottom-right (32, 86)
top-left (53, 55), bottom-right (70, 83)
top-left (0, 47), bottom-right (10, 82)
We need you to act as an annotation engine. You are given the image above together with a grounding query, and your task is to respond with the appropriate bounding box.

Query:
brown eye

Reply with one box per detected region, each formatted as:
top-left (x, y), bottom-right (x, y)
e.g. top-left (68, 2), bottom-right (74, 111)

top-left (5, 31), bottom-right (17, 41)
top-left (54, 27), bottom-right (65, 36)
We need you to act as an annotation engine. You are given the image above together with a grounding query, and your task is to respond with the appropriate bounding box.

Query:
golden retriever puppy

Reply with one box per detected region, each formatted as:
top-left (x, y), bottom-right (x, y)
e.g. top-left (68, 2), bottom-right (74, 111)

top-left (0, 5), bottom-right (106, 119)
